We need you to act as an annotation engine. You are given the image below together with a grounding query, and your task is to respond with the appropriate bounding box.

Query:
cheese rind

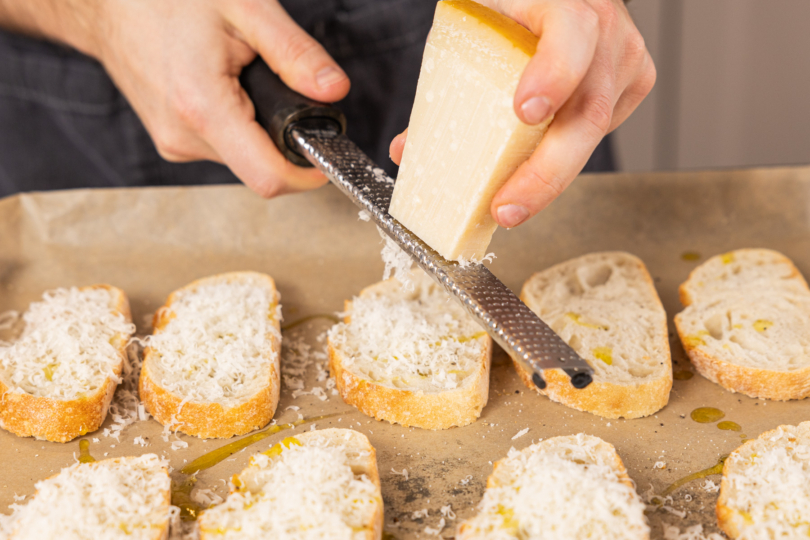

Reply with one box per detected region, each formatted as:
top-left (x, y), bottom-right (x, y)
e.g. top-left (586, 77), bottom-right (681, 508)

top-left (389, 0), bottom-right (550, 261)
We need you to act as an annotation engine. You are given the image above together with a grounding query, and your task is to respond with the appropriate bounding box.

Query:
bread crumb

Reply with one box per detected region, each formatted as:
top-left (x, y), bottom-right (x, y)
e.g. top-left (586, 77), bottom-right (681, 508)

top-left (391, 468), bottom-right (409, 480)
top-left (654, 461), bottom-right (666, 469)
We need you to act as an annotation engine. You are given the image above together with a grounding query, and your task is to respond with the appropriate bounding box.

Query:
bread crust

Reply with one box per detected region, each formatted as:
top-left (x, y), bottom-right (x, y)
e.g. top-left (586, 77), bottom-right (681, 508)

top-left (198, 428), bottom-right (382, 540)
top-left (328, 277), bottom-right (493, 430)
top-left (9, 455), bottom-right (171, 540)
top-left (139, 272), bottom-right (281, 439)
top-left (517, 252), bottom-right (672, 419)
top-left (716, 421), bottom-right (810, 538)
top-left (675, 248), bottom-right (810, 400)
top-left (0, 285), bottom-right (131, 443)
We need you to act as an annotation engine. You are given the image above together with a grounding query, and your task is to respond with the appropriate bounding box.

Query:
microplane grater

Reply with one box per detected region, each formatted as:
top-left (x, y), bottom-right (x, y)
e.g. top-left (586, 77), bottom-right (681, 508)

top-left (288, 121), bottom-right (593, 389)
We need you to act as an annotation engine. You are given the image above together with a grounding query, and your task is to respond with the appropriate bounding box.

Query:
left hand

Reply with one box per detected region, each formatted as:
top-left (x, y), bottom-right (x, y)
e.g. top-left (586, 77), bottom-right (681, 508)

top-left (390, 0), bottom-right (656, 228)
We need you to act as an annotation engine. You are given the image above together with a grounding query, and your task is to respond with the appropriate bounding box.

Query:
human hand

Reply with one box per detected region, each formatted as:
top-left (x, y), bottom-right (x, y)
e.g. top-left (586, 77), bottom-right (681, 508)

top-left (85, 0), bottom-right (349, 197)
top-left (390, 0), bottom-right (655, 228)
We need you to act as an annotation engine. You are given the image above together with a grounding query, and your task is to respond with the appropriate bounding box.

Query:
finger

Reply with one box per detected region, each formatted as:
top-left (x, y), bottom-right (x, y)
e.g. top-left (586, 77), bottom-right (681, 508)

top-left (225, 2), bottom-right (350, 103)
top-left (203, 77), bottom-right (327, 198)
top-left (608, 51), bottom-right (656, 132)
top-left (492, 83), bottom-right (614, 227)
top-left (512, 0), bottom-right (600, 125)
top-left (389, 129), bottom-right (407, 165)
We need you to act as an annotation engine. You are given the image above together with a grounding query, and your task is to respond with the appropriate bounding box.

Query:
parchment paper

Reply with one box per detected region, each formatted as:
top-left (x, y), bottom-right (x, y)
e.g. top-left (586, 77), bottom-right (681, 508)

top-left (1, 165), bottom-right (810, 538)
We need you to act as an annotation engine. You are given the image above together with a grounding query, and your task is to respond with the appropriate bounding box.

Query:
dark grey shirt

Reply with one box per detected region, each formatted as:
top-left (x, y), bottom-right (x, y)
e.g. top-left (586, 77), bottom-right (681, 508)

top-left (0, 0), bottom-right (613, 198)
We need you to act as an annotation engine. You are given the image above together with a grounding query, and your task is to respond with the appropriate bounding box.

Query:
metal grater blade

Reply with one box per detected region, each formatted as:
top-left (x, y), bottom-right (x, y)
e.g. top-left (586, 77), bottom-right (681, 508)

top-left (288, 120), bottom-right (593, 389)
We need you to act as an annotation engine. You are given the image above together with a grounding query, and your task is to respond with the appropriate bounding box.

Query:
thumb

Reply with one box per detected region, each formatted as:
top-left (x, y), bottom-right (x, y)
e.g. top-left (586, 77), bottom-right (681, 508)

top-left (227, 2), bottom-right (350, 103)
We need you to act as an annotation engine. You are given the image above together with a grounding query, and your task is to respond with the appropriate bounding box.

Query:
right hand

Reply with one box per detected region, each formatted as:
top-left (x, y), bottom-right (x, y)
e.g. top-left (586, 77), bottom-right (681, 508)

top-left (77, 0), bottom-right (350, 197)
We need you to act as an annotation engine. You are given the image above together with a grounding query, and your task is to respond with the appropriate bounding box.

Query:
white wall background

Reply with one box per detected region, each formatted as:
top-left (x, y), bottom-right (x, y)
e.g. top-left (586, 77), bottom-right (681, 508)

top-left (615, 0), bottom-right (810, 172)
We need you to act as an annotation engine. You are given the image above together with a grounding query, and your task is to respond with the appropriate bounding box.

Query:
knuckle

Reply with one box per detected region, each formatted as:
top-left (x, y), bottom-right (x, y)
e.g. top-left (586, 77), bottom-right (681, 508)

top-left (624, 30), bottom-right (648, 63)
top-left (152, 127), bottom-right (187, 161)
top-left (280, 31), bottom-right (321, 69)
top-left (524, 165), bottom-right (565, 200)
top-left (169, 87), bottom-right (208, 134)
top-left (566, 0), bottom-right (600, 32)
top-left (580, 92), bottom-right (614, 135)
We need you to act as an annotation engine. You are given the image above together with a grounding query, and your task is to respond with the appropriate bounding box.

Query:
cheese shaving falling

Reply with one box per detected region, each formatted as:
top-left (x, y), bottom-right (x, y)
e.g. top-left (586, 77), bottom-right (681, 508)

top-left (378, 226), bottom-right (414, 287)
top-left (0, 288), bottom-right (134, 400)
top-left (145, 279), bottom-right (278, 405)
top-left (328, 270), bottom-right (484, 392)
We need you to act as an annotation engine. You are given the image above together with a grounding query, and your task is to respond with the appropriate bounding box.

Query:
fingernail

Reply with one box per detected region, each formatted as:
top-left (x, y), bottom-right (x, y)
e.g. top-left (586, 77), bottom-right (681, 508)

top-left (316, 66), bottom-right (347, 89)
top-left (496, 204), bottom-right (529, 228)
top-left (520, 96), bottom-right (552, 125)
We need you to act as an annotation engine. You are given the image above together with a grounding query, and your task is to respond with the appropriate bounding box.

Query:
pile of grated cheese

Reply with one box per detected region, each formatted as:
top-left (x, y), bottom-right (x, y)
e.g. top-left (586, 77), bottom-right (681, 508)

top-left (328, 270), bottom-right (484, 392)
top-left (0, 287), bottom-right (134, 399)
top-left (5, 454), bottom-right (170, 540)
top-left (199, 437), bottom-right (378, 539)
top-left (723, 423), bottom-right (810, 538)
top-left (458, 434), bottom-right (649, 540)
top-left (146, 280), bottom-right (279, 405)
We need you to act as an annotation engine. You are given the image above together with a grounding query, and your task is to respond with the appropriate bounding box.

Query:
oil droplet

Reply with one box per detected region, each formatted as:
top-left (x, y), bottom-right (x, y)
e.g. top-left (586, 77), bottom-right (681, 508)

top-left (753, 319), bottom-right (773, 333)
top-left (78, 439), bottom-right (96, 463)
top-left (593, 346), bottom-right (613, 365)
top-left (281, 313), bottom-right (340, 331)
top-left (691, 407), bottom-right (725, 423)
top-left (681, 251), bottom-right (701, 261)
top-left (673, 370), bottom-right (694, 380)
top-left (718, 421), bottom-right (741, 432)
top-left (663, 456), bottom-right (727, 495)
top-left (181, 413), bottom-right (340, 475)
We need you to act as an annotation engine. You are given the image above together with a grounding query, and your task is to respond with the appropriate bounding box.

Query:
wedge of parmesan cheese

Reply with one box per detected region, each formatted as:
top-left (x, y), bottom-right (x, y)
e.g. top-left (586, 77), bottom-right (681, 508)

top-left (388, 0), bottom-right (550, 261)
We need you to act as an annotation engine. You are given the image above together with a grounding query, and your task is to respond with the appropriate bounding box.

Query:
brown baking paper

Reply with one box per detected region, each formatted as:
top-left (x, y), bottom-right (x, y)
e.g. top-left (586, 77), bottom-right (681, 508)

top-left (1, 165), bottom-right (810, 538)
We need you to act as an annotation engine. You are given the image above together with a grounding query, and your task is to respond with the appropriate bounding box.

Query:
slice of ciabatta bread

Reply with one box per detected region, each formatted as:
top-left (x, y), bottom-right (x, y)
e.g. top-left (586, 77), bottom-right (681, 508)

top-left (327, 269), bottom-right (492, 430)
top-left (199, 428), bottom-right (383, 540)
top-left (140, 272), bottom-right (281, 439)
top-left (5, 453), bottom-right (170, 540)
top-left (717, 421), bottom-right (810, 539)
top-left (0, 285), bottom-right (133, 442)
top-left (457, 433), bottom-right (649, 540)
top-left (519, 252), bottom-right (671, 419)
top-left (675, 249), bottom-right (810, 400)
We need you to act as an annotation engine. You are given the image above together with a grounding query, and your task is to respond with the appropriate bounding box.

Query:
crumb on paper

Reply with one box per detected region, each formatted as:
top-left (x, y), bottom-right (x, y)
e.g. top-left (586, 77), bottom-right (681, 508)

top-left (460, 475), bottom-right (473, 486)
top-left (663, 523), bottom-right (725, 540)
top-left (133, 436), bottom-right (148, 447)
top-left (285, 405), bottom-right (300, 411)
top-left (391, 468), bottom-right (409, 480)
top-left (512, 428), bottom-right (529, 440)
top-left (654, 461), bottom-right (666, 469)
top-left (440, 505), bottom-right (456, 520)
top-left (412, 509), bottom-right (428, 519)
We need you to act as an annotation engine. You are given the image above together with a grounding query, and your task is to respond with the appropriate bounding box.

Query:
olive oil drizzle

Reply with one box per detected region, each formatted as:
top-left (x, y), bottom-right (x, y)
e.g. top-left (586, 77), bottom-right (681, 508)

top-left (717, 420), bottom-right (742, 432)
top-left (78, 439), bottom-right (96, 463)
top-left (663, 456), bottom-right (728, 496)
top-left (673, 370), bottom-right (694, 381)
top-left (180, 413), bottom-right (341, 475)
top-left (281, 314), bottom-right (340, 331)
top-left (172, 476), bottom-right (200, 521)
top-left (172, 413), bottom-right (342, 521)
top-left (690, 407), bottom-right (725, 423)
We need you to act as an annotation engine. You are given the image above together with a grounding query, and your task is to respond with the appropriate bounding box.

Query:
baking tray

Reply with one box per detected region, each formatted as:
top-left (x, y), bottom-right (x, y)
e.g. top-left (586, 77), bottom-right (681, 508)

top-left (1, 165), bottom-right (810, 538)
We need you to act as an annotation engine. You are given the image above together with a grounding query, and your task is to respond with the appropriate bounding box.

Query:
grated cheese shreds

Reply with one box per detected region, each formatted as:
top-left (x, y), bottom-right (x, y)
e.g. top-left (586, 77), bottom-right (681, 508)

top-left (146, 280), bottom-right (279, 405)
top-left (0, 287), bottom-right (134, 400)
top-left (200, 435), bottom-right (379, 539)
top-left (458, 434), bottom-right (649, 540)
top-left (328, 270), bottom-right (484, 392)
top-left (723, 423), bottom-right (810, 539)
top-left (6, 454), bottom-right (170, 540)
